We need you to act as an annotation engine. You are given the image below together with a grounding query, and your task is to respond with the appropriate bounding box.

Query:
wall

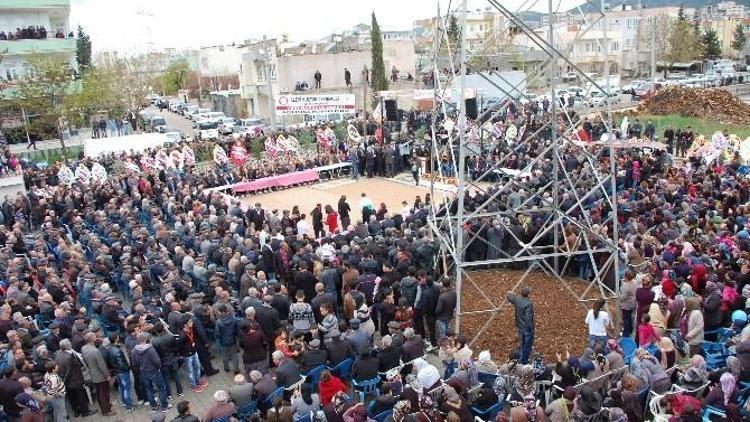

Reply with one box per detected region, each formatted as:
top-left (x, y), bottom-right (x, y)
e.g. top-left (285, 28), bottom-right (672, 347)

top-left (199, 45), bottom-right (242, 77)
top-left (276, 39), bottom-right (416, 93)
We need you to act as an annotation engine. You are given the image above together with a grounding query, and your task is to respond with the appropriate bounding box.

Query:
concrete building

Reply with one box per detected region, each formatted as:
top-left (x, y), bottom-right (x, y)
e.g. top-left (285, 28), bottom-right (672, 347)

top-left (699, 1), bottom-right (746, 20)
top-left (704, 17), bottom-right (747, 57)
top-left (0, 0), bottom-right (76, 82)
top-left (198, 44), bottom-right (243, 78)
top-left (238, 40), bottom-right (279, 119)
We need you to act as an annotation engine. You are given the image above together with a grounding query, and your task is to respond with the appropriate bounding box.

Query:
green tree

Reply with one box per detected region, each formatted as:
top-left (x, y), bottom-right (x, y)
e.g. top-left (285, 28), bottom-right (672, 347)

top-left (8, 56), bottom-right (76, 144)
top-left (160, 59), bottom-right (192, 95)
top-left (370, 12), bottom-right (388, 93)
top-left (75, 25), bottom-right (92, 69)
top-left (731, 23), bottom-right (747, 58)
top-left (447, 15), bottom-right (460, 47)
top-left (665, 18), bottom-right (702, 76)
top-left (701, 28), bottom-right (722, 59)
top-left (65, 67), bottom-right (121, 127)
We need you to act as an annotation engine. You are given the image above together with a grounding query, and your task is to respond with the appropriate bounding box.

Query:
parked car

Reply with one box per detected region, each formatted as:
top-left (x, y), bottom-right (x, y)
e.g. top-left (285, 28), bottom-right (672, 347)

top-left (585, 90), bottom-right (620, 107)
top-left (149, 115), bottom-right (168, 132)
top-left (187, 107), bottom-right (211, 120)
top-left (163, 128), bottom-right (184, 144)
top-left (168, 100), bottom-right (184, 113)
top-left (194, 119), bottom-right (219, 140)
top-left (217, 117), bottom-right (236, 135)
top-left (146, 93), bottom-right (160, 104)
top-left (182, 104), bottom-right (199, 117)
top-left (233, 118), bottom-right (264, 135)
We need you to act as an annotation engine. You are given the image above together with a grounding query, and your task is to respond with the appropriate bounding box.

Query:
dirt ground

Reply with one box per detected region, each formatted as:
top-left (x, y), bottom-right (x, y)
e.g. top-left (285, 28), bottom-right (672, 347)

top-left (237, 177), bottom-right (449, 222)
top-left (459, 269), bottom-right (615, 360)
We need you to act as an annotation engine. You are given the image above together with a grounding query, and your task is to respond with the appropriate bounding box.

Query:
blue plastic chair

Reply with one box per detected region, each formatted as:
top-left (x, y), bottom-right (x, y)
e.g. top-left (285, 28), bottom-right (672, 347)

top-left (373, 410), bottom-right (392, 422)
top-left (352, 377), bottom-right (380, 403)
top-left (637, 386), bottom-right (650, 413)
top-left (304, 365), bottom-right (327, 389)
top-left (262, 387), bottom-right (284, 408)
top-left (328, 357), bottom-right (353, 380)
top-left (211, 417), bottom-right (230, 422)
top-left (235, 400), bottom-right (258, 421)
top-left (471, 402), bottom-right (503, 421)
top-left (702, 405), bottom-right (726, 421)
top-left (293, 414), bottom-right (312, 422)
top-left (618, 337), bottom-right (637, 365)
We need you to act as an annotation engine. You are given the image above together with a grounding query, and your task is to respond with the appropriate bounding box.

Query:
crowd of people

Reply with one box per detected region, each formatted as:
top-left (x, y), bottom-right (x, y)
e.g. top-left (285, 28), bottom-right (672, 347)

top-left (2, 92), bottom-right (750, 422)
top-left (0, 26), bottom-right (72, 40)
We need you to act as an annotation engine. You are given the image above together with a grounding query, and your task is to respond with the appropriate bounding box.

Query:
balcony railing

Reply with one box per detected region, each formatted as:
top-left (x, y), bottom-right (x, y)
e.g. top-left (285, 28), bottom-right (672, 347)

top-left (0, 37), bottom-right (76, 55)
top-left (0, 0), bottom-right (70, 9)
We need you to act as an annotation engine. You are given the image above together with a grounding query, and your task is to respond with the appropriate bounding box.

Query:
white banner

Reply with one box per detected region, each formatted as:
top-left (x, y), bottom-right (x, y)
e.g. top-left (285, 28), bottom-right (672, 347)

top-left (413, 88), bottom-right (477, 102)
top-left (275, 94), bottom-right (355, 115)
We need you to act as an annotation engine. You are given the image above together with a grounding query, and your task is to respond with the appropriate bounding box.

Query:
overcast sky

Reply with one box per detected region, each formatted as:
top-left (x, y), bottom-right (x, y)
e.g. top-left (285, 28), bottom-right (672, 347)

top-left (70, 0), bottom-right (585, 53)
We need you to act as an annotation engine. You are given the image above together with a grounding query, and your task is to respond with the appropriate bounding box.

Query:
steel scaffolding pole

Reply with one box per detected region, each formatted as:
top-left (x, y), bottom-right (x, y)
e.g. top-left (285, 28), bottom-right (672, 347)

top-left (454, 0), bottom-right (468, 334)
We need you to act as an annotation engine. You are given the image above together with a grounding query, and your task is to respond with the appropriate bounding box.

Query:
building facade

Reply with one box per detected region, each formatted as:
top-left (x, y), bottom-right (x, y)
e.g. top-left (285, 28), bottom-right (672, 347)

top-left (0, 0), bottom-right (76, 82)
top-left (238, 40), bottom-right (279, 119)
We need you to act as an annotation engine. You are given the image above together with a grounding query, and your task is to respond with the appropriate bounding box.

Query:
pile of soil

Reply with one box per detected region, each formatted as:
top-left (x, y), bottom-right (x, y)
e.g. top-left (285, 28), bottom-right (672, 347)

top-left (637, 86), bottom-right (750, 125)
top-left (459, 270), bottom-right (613, 360)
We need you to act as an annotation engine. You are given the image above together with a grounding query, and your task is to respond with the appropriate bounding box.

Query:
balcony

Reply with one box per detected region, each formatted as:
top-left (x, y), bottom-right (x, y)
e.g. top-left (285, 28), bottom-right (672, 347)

top-left (0, 0), bottom-right (70, 10)
top-left (0, 37), bottom-right (75, 56)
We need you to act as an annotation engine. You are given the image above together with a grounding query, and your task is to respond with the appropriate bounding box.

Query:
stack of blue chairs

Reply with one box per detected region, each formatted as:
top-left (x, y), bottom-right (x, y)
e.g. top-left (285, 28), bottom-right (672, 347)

top-left (618, 337), bottom-right (637, 365)
top-left (701, 341), bottom-right (731, 370)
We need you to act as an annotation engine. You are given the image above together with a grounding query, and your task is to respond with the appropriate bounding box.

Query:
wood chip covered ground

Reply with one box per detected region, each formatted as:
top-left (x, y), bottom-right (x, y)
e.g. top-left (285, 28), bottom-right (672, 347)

top-left (637, 86), bottom-right (750, 125)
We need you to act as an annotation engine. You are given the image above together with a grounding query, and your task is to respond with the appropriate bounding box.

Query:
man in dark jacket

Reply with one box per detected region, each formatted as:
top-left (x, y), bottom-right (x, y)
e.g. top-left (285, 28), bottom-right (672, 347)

top-left (311, 204), bottom-right (324, 238)
top-left (255, 296), bottom-right (282, 347)
top-left (338, 196), bottom-right (351, 229)
top-left (401, 327), bottom-right (424, 362)
top-left (325, 330), bottom-right (354, 366)
top-left (506, 288), bottom-right (535, 364)
top-left (376, 335), bottom-right (400, 372)
top-left (351, 349), bottom-right (378, 382)
top-left (272, 351), bottom-right (302, 388)
top-left (420, 277), bottom-right (441, 347)
top-left (55, 339), bottom-right (96, 417)
top-left (294, 262), bottom-right (318, 302)
top-left (435, 280), bottom-right (457, 339)
top-left (301, 339), bottom-right (328, 373)
top-left (150, 322), bottom-right (183, 399)
top-left (104, 333), bottom-right (134, 411)
top-left (311, 283), bottom-right (336, 323)
top-left (216, 305), bottom-right (240, 374)
top-left (130, 333), bottom-right (171, 411)
top-left (240, 310), bottom-right (269, 374)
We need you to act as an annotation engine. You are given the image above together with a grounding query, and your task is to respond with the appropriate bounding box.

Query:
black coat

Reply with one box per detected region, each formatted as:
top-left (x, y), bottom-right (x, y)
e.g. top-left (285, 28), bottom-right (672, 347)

top-left (255, 305), bottom-right (282, 341)
top-left (351, 355), bottom-right (379, 381)
top-left (435, 290), bottom-right (457, 321)
top-left (377, 346), bottom-right (400, 372)
top-left (276, 358), bottom-right (303, 388)
top-left (326, 338), bottom-right (354, 366)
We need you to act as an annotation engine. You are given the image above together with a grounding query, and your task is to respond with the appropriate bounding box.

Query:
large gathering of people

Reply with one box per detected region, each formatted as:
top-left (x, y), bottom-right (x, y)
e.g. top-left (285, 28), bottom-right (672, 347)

top-left (0, 26), bottom-right (72, 41)
top-left (1, 90), bottom-right (750, 422)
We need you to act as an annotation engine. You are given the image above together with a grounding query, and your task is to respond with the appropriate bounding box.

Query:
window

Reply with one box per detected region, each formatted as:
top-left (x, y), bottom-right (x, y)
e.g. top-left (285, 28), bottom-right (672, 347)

top-left (611, 41), bottom-right (619, 51)
top-left (627, 18), bottom-right (637, 28)
top-left (585, 42), bottom-right (591, 52)
top-left (626, 38), bottom-right (636, 49)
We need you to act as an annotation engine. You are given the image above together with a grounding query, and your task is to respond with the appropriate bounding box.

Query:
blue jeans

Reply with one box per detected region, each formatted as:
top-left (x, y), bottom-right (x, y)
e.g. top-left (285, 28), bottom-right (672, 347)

top-left (141, 371), bottom-right (168, 410)
top-left (587, 335), bottom-right (608, 353)
top-left (437, 320), bottom-right (449, 340)
top-left (115, 371), bottom-right (133, 409)
top-left (518, 329), bottom-right (534, 364)
top-left (185, 352), bottom-right (201, 388)
top-left (160, 360), bottom-right (183, 396)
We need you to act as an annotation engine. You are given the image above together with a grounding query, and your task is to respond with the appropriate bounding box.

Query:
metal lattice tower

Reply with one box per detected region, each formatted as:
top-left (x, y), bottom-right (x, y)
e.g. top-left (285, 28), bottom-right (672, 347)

top-left (427, 0), bottom-right (621, 345)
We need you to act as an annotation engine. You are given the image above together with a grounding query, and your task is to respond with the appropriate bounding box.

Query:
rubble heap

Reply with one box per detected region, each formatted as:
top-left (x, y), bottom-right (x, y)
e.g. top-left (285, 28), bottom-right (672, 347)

top-left (638, 86), bottom-right (750, 125)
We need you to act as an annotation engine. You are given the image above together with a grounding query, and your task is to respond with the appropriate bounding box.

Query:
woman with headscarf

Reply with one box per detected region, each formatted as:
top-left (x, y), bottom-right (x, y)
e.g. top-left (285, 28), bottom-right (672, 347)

top-left (448, 358), bottom-right (478, 394)
top-left (554, 353), bottom-right (579, 390)
top-left (508, 394), bottom-right (544, 422)
top-left (440, 385), bottom-right (473, 422)
top-left (512, 365), bottom-right (536, 402)
top-left (630, 348), bottom-right (671, 393)
top-left (612, 374), bottom-right (644, 422)
top-left (342, 402), bottom-right (368, 422)
top-left (704, 372), bottom-right (740, 421)
top-left (635, 276), bottom-right (655, 322)
top-left (573, 385), bottom-right (601, 419)
top-left (545, 386), bottom-right (576, 422)
top-left (703, 281), bottom-right (724, 331)
top-left (413, 395), bottom-right (445, 422)
top-left (682, 297), bottom-right (704, 356)
top-left (391, 400), bottom-right (412, 422)
top-left (476, 350), bottom-right (499, 374)
top-left (656, 337), bottom-right (677, 370)
top-left (648, 297), bottom-right (671, 336)
top-left (605, 339), bottom-right (626, 387)
top-left (678, 355), bottom-right (708, 390)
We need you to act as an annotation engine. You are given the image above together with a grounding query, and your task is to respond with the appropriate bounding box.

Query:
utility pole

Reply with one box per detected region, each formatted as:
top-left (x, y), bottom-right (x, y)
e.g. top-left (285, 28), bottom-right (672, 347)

top-left (363, 66), bottom-right (368, 116)
top-left (650, 16), bottom-right (656, 80)
top-left (264, 35), bottom-right (277, 128)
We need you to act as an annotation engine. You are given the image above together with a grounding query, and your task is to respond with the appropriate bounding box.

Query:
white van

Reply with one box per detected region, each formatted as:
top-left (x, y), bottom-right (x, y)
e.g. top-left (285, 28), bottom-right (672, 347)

top-left (188, 108), bottom-right (211, 121)
top-left (194, 120), bottom-right (219, 140)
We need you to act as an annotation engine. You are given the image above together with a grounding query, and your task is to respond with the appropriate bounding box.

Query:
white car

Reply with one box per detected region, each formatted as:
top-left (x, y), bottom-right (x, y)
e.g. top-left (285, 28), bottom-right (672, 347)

top-left (188, 108), bottom-right (211, 120)
top-left (217, 117), bottom-right (236, 135)
top-left (622, 80), bottom-right (645, 94)
top-left (585, 91), bottom-right (620, 107)
top-left (233, 118), bottom-right (264, 135)
top-left (194, 119), bottom-right (219, 140)
top-left (164, 131), bottom-right (183, 144)
top-left (566, 86), bottom-right (586, 97)
top-left (168, 101), bottom-right (184, 113)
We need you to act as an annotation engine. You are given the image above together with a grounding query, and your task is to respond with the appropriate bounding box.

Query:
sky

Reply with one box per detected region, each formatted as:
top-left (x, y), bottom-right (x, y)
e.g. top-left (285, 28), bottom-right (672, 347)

top-left (70, 0), bottom-right (584, 54)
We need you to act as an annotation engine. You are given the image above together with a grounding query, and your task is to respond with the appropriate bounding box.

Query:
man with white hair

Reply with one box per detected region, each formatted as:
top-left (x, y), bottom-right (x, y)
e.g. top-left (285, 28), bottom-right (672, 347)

top-left (202, 390), bottom-right (235, 422)
top-left (228, 374), bottom-right (254, 408)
